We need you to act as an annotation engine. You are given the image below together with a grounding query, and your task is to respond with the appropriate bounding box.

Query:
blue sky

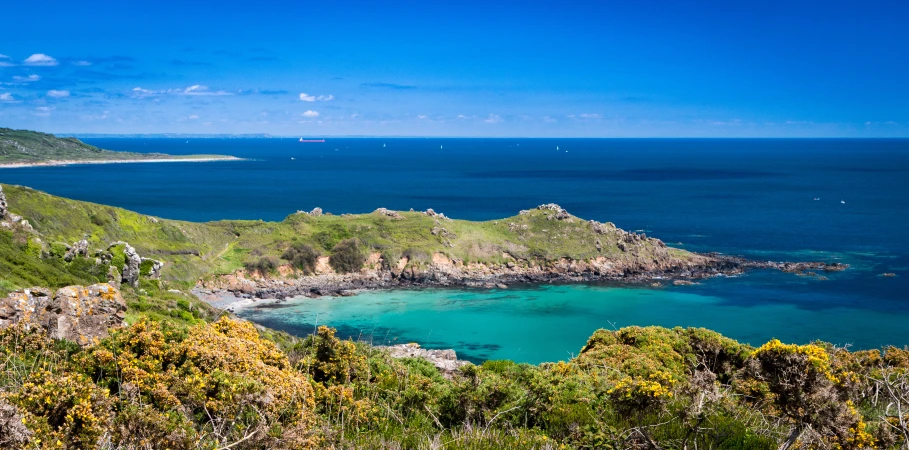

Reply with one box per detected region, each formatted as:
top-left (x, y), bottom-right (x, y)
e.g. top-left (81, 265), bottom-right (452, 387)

top-left (0, 0), bottom-right (907, 137)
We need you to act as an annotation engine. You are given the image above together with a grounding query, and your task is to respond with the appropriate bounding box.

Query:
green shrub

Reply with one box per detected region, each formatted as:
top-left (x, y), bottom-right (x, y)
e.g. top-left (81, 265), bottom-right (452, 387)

top-left (282, 242), bottom-right (320, 274)
top-left (244, 256), bottom-right (279, 277)
top-left (329, 238), bottom-right (364, 274)
top-left (139, 259), bottom-right (155, 276)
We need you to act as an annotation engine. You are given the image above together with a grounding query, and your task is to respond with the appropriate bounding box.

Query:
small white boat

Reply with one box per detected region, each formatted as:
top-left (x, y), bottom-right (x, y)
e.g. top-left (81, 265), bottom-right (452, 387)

top-left (440, 145), bottom-right (443, 149)
top-left (814, 198), bottom-right (820, 201)
top-left (841, 200), bottom-right (846, 204)
top-left (291, 157), bottom-right (295, 160)
top-left (383, 143), bottom-right (386, 148)
top-left (556, 146), bottom-right (559, 150)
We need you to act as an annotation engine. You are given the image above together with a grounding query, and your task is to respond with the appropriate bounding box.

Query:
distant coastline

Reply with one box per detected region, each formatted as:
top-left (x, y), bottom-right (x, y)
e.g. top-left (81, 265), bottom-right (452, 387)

top-left (0, 155), bottom-right (243, 169)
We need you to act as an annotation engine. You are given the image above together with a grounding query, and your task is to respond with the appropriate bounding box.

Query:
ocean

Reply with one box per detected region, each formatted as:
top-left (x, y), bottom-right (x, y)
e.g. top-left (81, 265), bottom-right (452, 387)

top-left (1, 138), bottom-right (907, 362)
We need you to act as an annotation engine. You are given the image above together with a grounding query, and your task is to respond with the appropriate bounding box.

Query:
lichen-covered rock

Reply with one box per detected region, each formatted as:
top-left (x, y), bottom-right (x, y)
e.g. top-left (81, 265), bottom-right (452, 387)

top-left (0, 283), bottom-right (126, 346)
top-left (0, 398), bottom-right (31, 448)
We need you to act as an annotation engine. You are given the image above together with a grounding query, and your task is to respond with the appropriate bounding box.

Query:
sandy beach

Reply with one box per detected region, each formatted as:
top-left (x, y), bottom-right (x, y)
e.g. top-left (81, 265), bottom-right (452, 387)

top-left (0, 156), bottom-right (243, 169)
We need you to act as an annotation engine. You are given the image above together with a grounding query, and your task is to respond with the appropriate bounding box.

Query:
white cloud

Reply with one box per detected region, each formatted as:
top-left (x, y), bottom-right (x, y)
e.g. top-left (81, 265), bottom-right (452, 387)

top-left (302, 110), bottom-right (320, 118)
top-left (47, 90), bottom-right (70, 97)
top-left (12, 74), bottom-right (40, 82)
top-left (0, 93), bottom-right (15, 102)
top-left (543, 116), bottom-right (557, 123)
top-left (188, 114), bottom-right (199, 119)
top-left (0, 54), bottom-right (14, 67)
top-left (130, 85), bottom-right (232, 97)
top-left (34, 106), bottom-right (53, 117)
top-left (484, 114), bottom-right (502, 124)
top-left (24, 53), bottom-right (58, 66)
top-left (300, 92), bottom-right (333, 101)
top-left (579, 113), bottom-right (602, 119)
top-left (73, 60), bottom-right (92, 66)
top-left (417, 115), bottom-right (428, 119)
top-left (456, 114), bottom-right (472, 119)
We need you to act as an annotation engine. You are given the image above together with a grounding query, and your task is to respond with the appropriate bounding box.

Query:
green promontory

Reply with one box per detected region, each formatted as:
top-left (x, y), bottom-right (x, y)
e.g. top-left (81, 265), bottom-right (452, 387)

top-left (0, 127), bottom-right (236, 165)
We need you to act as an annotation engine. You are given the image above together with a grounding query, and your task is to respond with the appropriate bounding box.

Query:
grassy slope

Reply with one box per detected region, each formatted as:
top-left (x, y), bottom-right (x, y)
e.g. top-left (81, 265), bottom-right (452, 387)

top-left (3, 184), bottom-right (698, 287)
top-left (0, 127), bottom-right (231, 163)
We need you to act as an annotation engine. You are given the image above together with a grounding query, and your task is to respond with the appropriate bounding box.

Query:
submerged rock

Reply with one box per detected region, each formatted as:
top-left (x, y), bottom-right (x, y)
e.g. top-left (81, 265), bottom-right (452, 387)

top-left (0, 283), bottom-right (126, 346)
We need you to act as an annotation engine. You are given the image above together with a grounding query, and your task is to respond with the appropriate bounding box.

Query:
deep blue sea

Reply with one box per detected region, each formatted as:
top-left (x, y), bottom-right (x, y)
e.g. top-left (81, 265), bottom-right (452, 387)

top-left (2, 138), bottom-right (907, 362)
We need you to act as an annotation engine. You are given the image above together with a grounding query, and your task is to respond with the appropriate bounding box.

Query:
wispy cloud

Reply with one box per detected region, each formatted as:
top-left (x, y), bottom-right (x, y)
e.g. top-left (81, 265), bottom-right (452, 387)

top-left (484, 114), bottom-right (502, 124)
top-left (34, 106), bottom-right (53, 116)
top-left (131, 85), bottom-right (232, 97)
top-left (299, 93), bottom-right (334, 102)
top-left (12, 74), bottom-right (41, 82)
top-left (301, 110), bottom-right (320, 118)
top-left (579, 113), bottom-right (602, 119)
top-left (72, 61), bottom-right (92, 66)
top-left (0, 55), bottom-right (14, 67)
top-left (0, 93), bottom-right (16, 102)
top-left (47, 90), bottom-right (70, 98)
top-left (361, 82), bottom-right (416, 90)
top-left (24, 54), bottom-right (58, 66)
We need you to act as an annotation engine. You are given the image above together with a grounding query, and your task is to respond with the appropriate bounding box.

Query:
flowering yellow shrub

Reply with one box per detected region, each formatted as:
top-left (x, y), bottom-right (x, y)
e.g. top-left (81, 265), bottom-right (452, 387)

top-left (606, 371), bottom-right (676, 414)
top-left (77, 317), bottom-right (321, 449)
top-left (752, 339), bottom-right (836, 381)
top-left (304, 325), bottom-right (368, 385)
top-left (11, 370), bottom-right (112, 450)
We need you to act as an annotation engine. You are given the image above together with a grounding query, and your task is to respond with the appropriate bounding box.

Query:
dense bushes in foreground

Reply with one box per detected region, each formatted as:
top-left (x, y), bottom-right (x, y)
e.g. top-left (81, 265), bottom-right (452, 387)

top-left (2, 317), bottom-right (909, 449)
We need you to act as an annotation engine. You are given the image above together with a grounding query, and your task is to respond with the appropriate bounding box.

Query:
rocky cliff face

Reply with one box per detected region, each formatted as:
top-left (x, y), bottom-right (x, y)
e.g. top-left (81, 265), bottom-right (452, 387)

top-left (0, 283), bottom-right (126, 346)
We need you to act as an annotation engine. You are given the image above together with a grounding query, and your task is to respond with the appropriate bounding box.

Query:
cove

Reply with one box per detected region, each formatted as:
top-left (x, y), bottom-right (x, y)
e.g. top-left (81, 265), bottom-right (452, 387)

top-left (236, 271), bottom-right (909, 364)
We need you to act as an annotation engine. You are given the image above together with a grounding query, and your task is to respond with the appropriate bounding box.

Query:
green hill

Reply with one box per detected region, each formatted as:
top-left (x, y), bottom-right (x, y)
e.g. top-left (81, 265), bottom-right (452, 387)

top-left (0, 127), bottom-right (234, 164)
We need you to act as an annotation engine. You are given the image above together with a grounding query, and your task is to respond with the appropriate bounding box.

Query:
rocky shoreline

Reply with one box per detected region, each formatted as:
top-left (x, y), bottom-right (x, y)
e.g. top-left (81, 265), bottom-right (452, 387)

top-left (198, 251), bottom-right (847, 305)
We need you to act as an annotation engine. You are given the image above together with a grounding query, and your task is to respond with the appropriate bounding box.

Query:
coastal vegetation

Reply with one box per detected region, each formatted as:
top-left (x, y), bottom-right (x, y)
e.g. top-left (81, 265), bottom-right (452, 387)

top-left (3, 306), bottom-right (909, 448)
top-left (0, 183), bottom-right (892, 448)
top-left (0, 128), bottom-right (234, 165)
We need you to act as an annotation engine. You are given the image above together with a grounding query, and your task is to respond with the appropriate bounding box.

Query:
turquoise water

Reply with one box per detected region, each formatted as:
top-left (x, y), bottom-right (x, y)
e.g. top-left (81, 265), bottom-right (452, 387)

top-left (239, 270), bottom-right (907, 364)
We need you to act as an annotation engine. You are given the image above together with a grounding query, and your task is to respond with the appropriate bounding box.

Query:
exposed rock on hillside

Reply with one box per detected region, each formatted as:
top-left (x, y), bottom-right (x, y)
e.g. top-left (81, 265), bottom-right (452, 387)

top-left (378, 343), bottom-right (469, 373)
top-left (375, 208), bottom-right (404, 219)
top-left (0, 283), bottom-right (126, 346)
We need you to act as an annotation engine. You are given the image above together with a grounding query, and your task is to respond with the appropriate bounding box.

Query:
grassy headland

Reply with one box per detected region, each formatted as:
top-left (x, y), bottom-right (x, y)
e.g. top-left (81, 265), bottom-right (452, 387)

top-left (0, 127), bottom-right (237, 166)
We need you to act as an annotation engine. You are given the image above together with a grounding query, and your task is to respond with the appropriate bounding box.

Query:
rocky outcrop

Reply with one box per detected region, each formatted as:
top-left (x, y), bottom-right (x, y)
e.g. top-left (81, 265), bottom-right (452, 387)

top-left (121, 243), bottom-right (142, 287)
top-left (141, 257), bottom-right (164, 279)
top-left (0, 283), bottom-right (126, 346)
top-left (375, 208), bottom-right (404, 220)
top-left (0, 185), bottom-right (29, 230)
top-left (64, 239), bottom-right (89, 261)
top-left (297, 207), bottom-right (323, 216)
top-left (538, 203), bottom-right (571, 220)
top-left (377, 343), bottom-right (469, 373)
top-left (201, 249), bottom-right (848, 303)
top-left (106, 242), bottom-right (160, 287)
